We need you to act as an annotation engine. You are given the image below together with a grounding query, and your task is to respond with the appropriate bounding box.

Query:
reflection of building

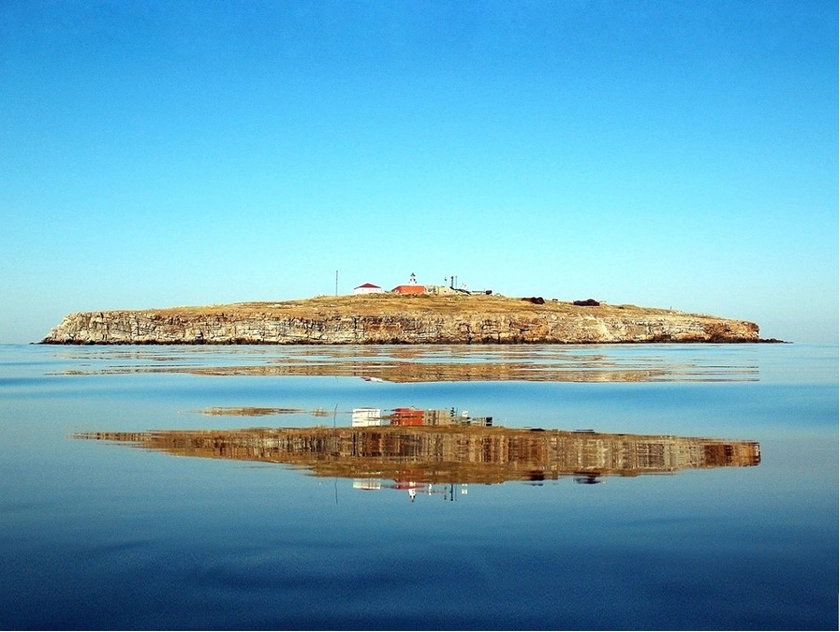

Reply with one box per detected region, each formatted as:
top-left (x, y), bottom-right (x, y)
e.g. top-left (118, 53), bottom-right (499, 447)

top-left (390, 481), bottom-right (462, 502)
top-left (391, 407), bottom-right (425, 426)
top-left (352, 408), bottom-right (382, 427)
top-left (351, 406), bottom-right (493, 428)
top-left (353, 479), bottom-right (381, 490)
top-left (423, 409), bottom-right (451, 425)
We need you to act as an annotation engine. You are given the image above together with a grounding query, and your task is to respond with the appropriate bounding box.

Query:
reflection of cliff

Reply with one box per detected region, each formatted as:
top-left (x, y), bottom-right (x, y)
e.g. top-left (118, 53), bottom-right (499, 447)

top-left (173, 362), bottom-right (672, 383)
top-left (66, 361), bottom-right (759, 383)
top-left (53, 345), bottom-right (761, 383)
top-left (75, 424), bottom-right (760, 485)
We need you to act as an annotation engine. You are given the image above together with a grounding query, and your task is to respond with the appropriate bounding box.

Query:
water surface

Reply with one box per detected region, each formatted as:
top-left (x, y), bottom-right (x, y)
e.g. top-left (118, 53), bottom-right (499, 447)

top-left (1, 343), bottom-right (836, 630)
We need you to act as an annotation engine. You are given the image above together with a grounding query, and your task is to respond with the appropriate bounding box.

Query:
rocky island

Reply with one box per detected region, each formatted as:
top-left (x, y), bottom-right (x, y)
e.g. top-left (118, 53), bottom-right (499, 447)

top-left (40, 293), bottom-right (761, 344)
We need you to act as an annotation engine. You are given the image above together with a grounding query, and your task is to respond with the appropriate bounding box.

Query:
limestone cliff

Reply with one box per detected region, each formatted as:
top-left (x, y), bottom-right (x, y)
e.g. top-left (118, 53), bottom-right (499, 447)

top-left (40, 294), bottom-right (761, 344)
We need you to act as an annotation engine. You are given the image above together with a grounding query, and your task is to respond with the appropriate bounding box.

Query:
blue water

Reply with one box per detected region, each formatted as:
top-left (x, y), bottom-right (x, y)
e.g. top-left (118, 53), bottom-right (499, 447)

top-left (0, 344), bottom-right (836, 630)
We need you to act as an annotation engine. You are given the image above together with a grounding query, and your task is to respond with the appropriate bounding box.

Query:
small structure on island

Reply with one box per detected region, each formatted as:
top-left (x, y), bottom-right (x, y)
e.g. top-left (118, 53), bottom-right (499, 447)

top-left (353, 283), bottom-right (382, 295)
top-left (391, 272), bottom-right (425, 295)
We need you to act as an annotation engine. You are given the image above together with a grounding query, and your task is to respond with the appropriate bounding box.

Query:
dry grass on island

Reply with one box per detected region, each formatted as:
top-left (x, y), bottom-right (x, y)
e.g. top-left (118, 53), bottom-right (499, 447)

top-left (153, 293), bottom-right (684, 319)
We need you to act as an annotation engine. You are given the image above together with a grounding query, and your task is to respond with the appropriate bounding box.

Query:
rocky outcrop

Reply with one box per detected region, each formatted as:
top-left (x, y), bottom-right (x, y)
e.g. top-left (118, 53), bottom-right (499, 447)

top-left (40, 295), bottom-right (761, 344)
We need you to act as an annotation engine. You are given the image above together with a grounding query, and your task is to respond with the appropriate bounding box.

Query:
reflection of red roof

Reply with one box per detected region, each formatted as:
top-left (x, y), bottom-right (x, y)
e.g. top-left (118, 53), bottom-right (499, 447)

top-left (355, 283), bottom-right (381, 289)
top-left (391, 284), bottom-right (424, 294)
top-left (391, 407), bottom-right (424, 426)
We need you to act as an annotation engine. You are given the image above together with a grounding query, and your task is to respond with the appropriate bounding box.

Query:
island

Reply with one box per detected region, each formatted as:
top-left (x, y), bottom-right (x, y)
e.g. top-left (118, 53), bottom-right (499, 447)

top-left (40, 293), bottom-right (762, 344)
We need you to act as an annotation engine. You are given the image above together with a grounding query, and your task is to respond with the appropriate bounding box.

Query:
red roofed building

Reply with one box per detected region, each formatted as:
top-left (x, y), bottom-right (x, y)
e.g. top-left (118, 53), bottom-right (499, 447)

top-left (391, 284), bottom-right (424, 294)
top-left (391, 272), bottom-right (425, 294)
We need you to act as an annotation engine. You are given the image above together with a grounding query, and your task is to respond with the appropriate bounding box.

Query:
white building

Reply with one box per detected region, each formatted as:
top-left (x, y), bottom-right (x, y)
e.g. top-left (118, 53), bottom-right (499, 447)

top-left (353, 282), bottom-right (382, 295)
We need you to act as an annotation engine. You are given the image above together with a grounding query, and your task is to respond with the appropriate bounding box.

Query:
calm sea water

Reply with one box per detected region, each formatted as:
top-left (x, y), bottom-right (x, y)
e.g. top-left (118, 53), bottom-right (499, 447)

top-left (0, 343), bottom-right (836, 630)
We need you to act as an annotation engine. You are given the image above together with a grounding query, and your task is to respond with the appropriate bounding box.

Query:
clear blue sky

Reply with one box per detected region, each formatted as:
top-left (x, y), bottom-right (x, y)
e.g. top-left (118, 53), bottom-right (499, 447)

top-left (1, 1), bottom-right (837, 343)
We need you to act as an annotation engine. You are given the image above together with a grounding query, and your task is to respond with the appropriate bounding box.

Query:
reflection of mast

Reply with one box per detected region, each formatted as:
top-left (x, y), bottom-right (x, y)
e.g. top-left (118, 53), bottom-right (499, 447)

top-left (333, 404), bottom-right (338, 504)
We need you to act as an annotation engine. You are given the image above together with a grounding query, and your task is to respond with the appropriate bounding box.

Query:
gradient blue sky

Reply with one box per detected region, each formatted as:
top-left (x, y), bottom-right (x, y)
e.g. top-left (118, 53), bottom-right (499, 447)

top-left (1, 1), bottom-right (837, 343)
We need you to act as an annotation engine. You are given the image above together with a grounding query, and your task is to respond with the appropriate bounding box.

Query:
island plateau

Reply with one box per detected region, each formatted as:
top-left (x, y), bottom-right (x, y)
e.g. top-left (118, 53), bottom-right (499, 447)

top-left (40, 293), bottom-right (761, 344)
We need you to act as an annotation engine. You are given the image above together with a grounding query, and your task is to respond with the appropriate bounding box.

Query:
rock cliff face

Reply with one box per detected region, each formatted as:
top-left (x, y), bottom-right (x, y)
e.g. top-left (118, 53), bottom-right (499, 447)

top-left (40, 295), bottom-right (761, 344)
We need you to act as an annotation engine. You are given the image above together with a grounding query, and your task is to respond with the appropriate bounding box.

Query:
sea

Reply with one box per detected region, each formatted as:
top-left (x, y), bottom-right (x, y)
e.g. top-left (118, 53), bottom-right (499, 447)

top-left (0, 342), bottom-right (836, 631)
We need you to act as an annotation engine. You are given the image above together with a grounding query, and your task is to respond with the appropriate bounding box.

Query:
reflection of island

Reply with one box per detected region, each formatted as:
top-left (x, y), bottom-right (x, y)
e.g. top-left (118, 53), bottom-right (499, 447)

top-left (75, 408), bottom-right (760, 489)
top-left (55, 345), bottom-right (760, 383)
